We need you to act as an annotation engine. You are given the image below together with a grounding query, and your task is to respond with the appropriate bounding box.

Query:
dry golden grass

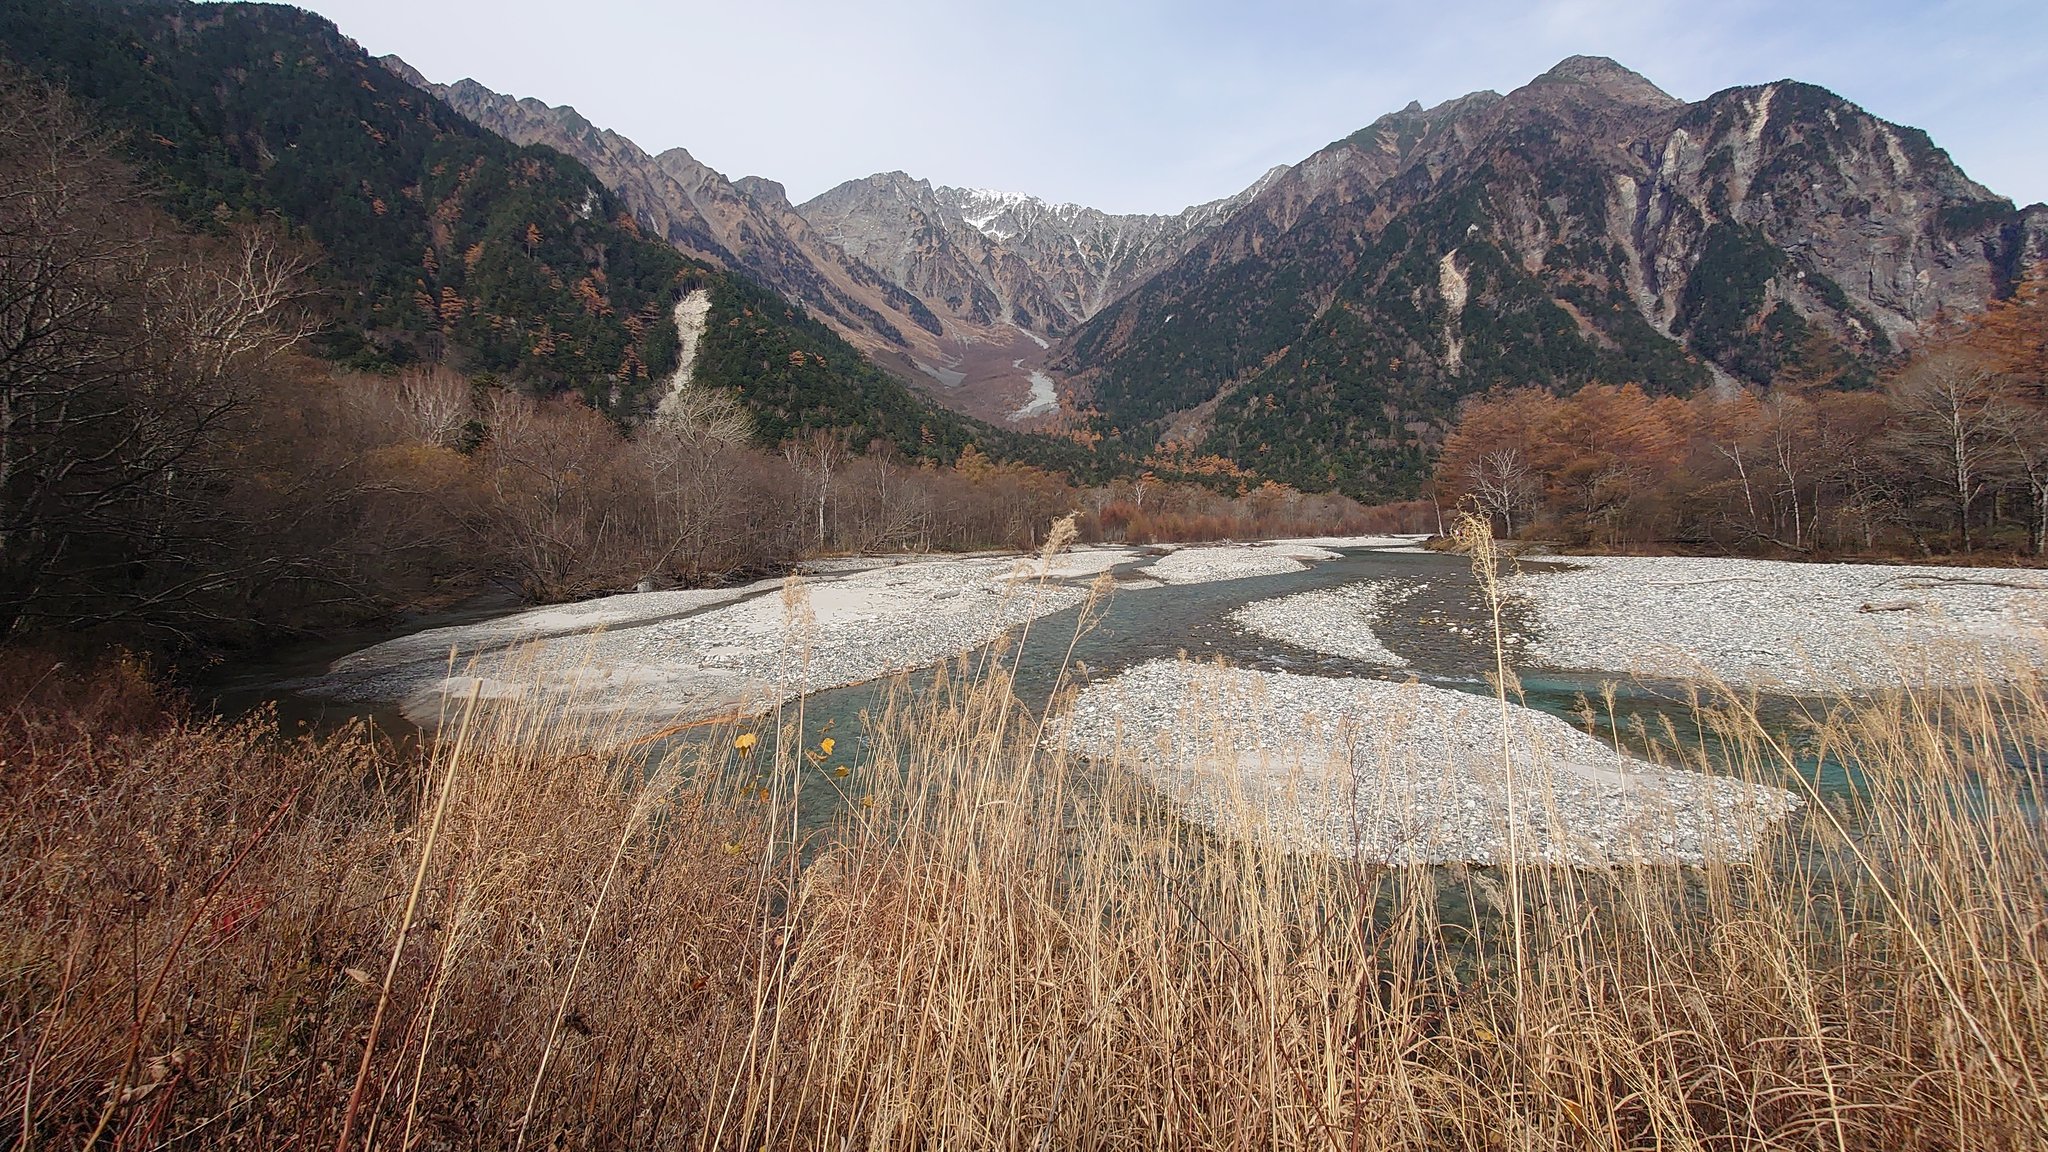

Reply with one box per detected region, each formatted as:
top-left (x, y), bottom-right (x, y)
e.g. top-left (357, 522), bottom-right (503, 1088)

top-left (2, 606), bottom-right (2044, 1148)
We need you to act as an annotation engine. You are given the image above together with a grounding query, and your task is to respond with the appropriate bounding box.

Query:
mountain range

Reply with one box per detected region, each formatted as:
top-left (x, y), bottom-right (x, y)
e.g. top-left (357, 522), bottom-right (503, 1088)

top-left (387, 52), bottom-right (2045, 497)
top-left (383, 56), bottom-right (1277, 427)
top-left (6, 0), bottom-right (2043, 501)
top-left (1061, 57), bottom-right (2048, 494)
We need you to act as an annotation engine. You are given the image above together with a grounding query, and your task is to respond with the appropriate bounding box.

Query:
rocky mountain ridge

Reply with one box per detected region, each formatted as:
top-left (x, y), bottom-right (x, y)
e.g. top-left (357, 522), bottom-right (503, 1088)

top-left (0, 0), bottom-right (1075, 468)
top-left (385, 61), bottom-right (1085, 425)
top-left (390, 67), bottom-right (939, 341)
top-left (1056, 56), bottom-right (2048, 497)
top-left (383, 52), bottom-right (2044, 500)
top-left (795, 172), bottom-right (1285, 339)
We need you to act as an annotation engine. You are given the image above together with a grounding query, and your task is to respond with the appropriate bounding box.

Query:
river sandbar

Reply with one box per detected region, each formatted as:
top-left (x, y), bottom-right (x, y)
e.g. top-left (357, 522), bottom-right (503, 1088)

top-left (1511, 555), bottom-right (2048, 692)
top-left (1053, 660), bottom-right (1798, 865)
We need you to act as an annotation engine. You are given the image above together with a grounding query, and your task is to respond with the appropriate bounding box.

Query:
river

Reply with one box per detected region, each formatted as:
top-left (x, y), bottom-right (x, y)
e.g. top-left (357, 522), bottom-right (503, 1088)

top-left (210, 545), bottom-right (1838, 801)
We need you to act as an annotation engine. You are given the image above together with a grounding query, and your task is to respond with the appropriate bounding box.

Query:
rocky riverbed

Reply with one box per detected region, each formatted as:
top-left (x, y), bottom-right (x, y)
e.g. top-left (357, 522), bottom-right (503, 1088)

top-left (1146, 542), bottom-right (1341, 584)
top-left (306, 540), bottom-right (1431, 732)
top-left (1052, 660), bottom-right (1800, 865)
top-left (1508, 556), bottom-right (2048, 692)
top-left (313, 554), bottom-right (1119, 731)
top-left (299, 543), bottom-right (2030, 863)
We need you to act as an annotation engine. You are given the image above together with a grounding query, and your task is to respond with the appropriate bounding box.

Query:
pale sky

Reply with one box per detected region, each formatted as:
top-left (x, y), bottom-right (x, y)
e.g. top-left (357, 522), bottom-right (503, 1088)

top-left (290, 0), bottom-right (2046, 214)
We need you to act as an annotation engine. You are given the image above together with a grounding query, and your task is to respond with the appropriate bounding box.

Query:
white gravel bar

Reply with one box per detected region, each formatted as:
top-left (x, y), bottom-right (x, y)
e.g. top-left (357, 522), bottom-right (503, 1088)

top-left (1512, 556), bottom-right (2048, 692)
top-left (1230, 582), bottom-right (1412, 666)
top-left (1053, 660), bottom-right (1798, 865)
top-left (1265, 533), bottom-right (1436, 552)
top-left (313, 555), bottom-right (1103, 731)
top-left (1144, 542), bottom-right (1340, 585)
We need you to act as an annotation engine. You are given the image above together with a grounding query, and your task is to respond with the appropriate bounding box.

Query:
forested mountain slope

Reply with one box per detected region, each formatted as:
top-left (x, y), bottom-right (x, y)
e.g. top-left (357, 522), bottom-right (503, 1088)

top-left (0, 0), bottom-right (689, 408)
top-left (393, 65), bottom-right (957, 370)
top-left (395, 68), bottom-right (1199, 426)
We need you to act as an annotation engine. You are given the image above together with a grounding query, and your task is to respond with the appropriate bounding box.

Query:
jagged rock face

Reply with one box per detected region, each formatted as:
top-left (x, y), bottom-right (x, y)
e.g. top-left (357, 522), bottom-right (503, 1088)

top-left (796, 172), bottom-right (1279, 339)
top-left (1059, 56), bottom-right (2042, 498)
top-left (796, 172), bottom-right (1057, 335)
top-left (934, 177), bottom-right (1284, 322)
top-left (420, 74), bottom-right (728, 263)
top-left (732, 175), bottom-right (790, 208)
top-left (1611, 80), bottom-right (2021, 348)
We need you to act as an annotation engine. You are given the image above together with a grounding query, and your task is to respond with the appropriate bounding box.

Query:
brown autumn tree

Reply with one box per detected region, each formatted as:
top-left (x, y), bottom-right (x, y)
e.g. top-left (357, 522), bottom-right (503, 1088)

top-left (1966, 263), bottom-right (2048, 390)
top-left (1438, 385), bottom-right (1689, 546)
top-left (1958, 263), bottom-right (2048, 551)
top-left (1546, 384), bottom-right (1689, 547)
top-left (1438, 388), bottom-right (1564, 537)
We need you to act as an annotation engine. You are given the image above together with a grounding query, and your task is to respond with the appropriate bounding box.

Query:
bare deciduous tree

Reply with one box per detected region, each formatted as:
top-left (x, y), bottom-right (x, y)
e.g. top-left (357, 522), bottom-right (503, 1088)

top-left (2006, 408), bottom-right (2048, 555)
top-left (1467, 446), bottom-right (1537, 540)
top-left (477, 393), bottom-right (639, 599)
top-left (784, 428), bottom-right (849, 551)
top-left (1885, 351), bottom-right (2019, 552)
top-left (390, 366), bottom-right (476, 449)
top-left (0, 73), bottom-right (316, 635)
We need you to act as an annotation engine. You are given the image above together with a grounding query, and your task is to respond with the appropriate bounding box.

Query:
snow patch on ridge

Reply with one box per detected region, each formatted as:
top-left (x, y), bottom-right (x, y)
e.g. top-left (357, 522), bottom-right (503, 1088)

top-left (914, 359), bottom-right (967, 389)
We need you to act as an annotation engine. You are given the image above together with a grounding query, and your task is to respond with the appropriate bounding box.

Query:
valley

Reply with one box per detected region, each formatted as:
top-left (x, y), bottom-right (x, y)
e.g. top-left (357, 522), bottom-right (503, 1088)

top-left (388, 48), bottom-right (2048, 512)
top-left (4, 2), bottom-right (2047, 1146)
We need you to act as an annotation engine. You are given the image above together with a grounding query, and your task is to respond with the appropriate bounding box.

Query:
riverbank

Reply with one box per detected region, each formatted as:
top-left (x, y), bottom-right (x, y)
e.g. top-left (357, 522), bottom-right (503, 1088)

top-left (303, 540), bottom-right (2047, 750)
top-left (11, 644), bottom-right (2043, 1147)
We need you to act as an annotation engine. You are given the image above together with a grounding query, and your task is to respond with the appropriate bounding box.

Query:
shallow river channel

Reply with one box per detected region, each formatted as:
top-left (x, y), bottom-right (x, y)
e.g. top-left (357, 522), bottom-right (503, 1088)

top-left (214, 545), bottom-right (1830, 792)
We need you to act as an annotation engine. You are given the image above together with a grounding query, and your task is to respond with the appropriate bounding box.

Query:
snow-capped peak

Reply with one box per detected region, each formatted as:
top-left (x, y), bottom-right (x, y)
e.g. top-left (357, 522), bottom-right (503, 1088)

top-left (948, 186), bottom-right (1108, 237)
